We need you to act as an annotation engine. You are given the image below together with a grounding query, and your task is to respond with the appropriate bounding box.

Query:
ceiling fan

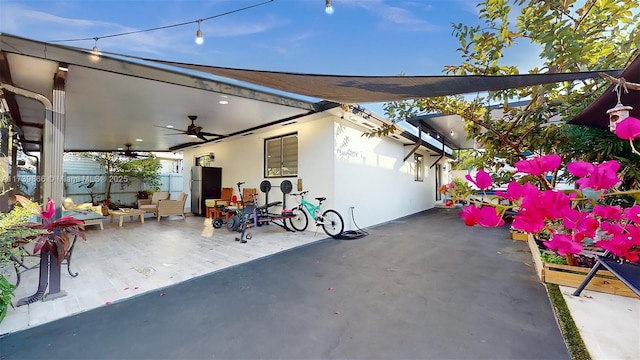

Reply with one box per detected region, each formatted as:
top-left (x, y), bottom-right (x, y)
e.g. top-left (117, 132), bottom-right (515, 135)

top-left (119, 143), bottom-right (147, 158)
top-left (157, 115), bottom-right (222, 141)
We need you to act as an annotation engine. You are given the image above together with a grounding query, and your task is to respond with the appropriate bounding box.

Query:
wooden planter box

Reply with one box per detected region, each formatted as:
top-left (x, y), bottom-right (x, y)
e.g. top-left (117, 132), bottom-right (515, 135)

top-left (510, 230), bottom-right (528, 241)
top-left (527, 234), bottom-right (639, 298)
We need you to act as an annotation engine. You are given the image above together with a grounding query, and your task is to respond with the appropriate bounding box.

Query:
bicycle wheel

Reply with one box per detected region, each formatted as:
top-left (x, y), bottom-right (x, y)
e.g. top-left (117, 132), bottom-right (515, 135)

top-left (321, 209), bottom-right (344, 238)
top-left (288, 208), bottom-right (309, 231)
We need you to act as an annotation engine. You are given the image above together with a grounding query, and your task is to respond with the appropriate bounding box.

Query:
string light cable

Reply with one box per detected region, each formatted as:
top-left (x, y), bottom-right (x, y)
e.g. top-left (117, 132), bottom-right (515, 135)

top-left (48, 0), bottom-right (274, 48)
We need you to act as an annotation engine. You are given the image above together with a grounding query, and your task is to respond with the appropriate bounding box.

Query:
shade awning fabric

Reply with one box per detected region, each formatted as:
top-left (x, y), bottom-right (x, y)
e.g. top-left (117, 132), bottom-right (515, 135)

top-left (569, 55), bottom-right (640, 128)
top-left (141, 58), bottom-right (622, 105)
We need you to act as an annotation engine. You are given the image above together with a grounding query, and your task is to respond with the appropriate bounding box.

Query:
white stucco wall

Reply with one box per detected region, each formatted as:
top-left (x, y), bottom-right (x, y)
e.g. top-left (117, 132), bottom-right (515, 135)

top-left (181, 115), bottom-right (336, 214)
top-left (180, 114), bottom-right (444, 231)
top-left (333, 118), bottom-right (437, 229)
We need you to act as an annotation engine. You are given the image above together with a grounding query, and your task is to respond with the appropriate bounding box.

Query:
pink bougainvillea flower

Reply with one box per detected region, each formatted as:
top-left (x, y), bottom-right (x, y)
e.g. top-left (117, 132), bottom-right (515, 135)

top-left (623, 205), bottom-right (640, 223)
top-left (593, 205), bottom-right (623, 221)
top-left (562, 209), bottom-right (599, 240)
top-left (539, 189), bottom-right (574, 220)
top-left (569, 160), bottom-right (621, 191)
top-left (566, 161), bottom-right (594, 178)
top-left (596, 234), bottom-right (639, 262)
top-left (495, 182), bottom-right (540, 202)
top-left (614, 116), bottom-right (640, 140)
top-left (459, 205), bottom-right (504, 227)
top-left (627, 225), bottom-right (640, 246)
top-left (512, 207), bottom-right (547, 233)
top-left (514, 154), bottom-right (561, 176)
top-left (543, 234), bottom-right (583, 256)
top-left (600, 221), bottom-right (625, 236)
top-left (465, 170), bottom-right (493, 190)
top-left (460, 205), bottom-right (482, 226)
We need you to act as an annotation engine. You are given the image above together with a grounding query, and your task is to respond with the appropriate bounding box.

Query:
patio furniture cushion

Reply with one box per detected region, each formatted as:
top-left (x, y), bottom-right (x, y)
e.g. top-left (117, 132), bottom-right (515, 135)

top-left (62, 197), bottom-right (102, 215)
top-left (138, 191), bottom-right (170, 216)
top-left (205, 187), bottom-right (234, 208)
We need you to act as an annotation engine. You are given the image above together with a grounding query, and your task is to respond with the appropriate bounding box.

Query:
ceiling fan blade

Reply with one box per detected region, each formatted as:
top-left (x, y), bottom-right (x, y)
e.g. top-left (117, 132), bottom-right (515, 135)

top-left (197, 134), bottom-right (208, 141)
top-left (154, 125), bottom-right (188, 133)
top-left (199, 131), bottom-right (223, 137)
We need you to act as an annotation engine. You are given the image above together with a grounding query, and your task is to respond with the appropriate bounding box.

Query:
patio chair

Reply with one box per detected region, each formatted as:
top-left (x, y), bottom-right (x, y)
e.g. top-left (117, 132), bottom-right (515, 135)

top-left (157, 192), bottom-right (188, 222)
top-left (137, 191), bottom-right (170, 217)
top-left (241, 188), bottom-right (258, 207)
top-left (572, 252), bottom-right (640, 297)
top-left (205, 187), bottom-right (233, 218)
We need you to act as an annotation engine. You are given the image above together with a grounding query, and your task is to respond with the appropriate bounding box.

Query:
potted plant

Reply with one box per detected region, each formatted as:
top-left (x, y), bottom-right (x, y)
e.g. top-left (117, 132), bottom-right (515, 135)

top-left (0, 196), bottom-right (87, 323)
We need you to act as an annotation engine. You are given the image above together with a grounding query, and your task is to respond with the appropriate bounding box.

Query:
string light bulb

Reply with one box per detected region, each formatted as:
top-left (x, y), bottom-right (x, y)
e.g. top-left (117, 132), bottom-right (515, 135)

top-left (90, 37), bottom-right (101, 62)
top-left (325, 0), bottom-right (334, 14)
top-left (195, 20), bottom-right (204, 44)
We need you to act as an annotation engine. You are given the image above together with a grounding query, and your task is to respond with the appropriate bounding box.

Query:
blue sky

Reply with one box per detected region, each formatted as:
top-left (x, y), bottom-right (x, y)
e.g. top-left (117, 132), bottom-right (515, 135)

top-left (0, 0), bottom-right (540, 115)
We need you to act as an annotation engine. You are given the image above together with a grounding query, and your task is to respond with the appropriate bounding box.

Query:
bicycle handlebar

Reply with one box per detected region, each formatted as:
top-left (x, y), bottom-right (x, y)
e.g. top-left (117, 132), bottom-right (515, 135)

top-left (290, 191), bottom-right (309, 196)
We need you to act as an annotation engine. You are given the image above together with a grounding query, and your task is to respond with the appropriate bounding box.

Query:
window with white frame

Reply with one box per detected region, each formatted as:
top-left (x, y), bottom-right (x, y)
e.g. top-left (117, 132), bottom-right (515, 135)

top-left (265, 133), bottom-right (298, 178)
top-left (415, 154), bottom-right (424, 182)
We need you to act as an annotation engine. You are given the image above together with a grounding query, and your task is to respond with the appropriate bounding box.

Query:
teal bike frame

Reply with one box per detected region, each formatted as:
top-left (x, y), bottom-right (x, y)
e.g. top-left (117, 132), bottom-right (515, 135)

top-left (288, 191), bottom-right (344, 238)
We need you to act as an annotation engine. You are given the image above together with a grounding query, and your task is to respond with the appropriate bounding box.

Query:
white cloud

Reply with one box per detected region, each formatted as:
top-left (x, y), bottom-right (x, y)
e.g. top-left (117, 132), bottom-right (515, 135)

top-left (201, 14), bottom-right (285, 37)
top-left (339, 0), bottom-right (442, 32)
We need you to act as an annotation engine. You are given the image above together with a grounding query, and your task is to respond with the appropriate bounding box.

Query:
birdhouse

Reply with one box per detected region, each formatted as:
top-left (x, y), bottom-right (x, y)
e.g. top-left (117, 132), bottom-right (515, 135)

top-left (606, 102), bottom-right (633, 132)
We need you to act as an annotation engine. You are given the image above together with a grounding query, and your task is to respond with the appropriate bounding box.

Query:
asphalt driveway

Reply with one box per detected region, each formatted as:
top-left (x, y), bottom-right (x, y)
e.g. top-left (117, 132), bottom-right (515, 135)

top-left (0, 208), bottom-right (569, 360)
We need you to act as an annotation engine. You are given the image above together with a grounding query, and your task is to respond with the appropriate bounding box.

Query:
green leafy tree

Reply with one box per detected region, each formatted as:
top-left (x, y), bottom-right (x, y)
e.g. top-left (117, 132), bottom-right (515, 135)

top-left (77, 153), bottom-right (161, 206)
top-left (382, 0), bottom-right (640, 188)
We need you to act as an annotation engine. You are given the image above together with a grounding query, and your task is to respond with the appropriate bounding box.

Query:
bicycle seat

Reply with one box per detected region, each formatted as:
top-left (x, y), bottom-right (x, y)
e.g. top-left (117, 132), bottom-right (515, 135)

top-left (315, 197), bottom-right (326, 202)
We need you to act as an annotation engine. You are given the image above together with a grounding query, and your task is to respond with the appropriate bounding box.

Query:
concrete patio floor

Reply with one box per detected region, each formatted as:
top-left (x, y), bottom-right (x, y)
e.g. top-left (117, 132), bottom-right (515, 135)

top-left (0, 208), bottom-right (638, 359)
top-left (1, 213), bottom-right (321, 334)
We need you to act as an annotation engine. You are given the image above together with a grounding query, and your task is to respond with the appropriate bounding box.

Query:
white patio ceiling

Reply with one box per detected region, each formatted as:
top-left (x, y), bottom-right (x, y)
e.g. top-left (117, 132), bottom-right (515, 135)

top-left (0, 33), bottom-right (321, 154)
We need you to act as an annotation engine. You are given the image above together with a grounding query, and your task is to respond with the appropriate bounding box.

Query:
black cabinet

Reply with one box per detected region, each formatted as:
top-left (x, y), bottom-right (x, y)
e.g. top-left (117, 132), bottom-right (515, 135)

top-left (190, 166), bottom-right (221, 216)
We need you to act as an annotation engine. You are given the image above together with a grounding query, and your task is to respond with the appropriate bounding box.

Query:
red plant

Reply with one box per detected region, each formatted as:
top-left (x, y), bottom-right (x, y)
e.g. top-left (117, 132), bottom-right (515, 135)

top-left (15, 195), bottom-right (86, 264)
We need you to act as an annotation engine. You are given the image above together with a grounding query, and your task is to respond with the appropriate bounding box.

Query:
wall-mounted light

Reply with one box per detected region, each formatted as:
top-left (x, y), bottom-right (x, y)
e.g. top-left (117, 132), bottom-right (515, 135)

top-left (325, 0), bottom-right (334, 14)
top-left (450, 129), bottom-right (455, 137)
top-left (195, 20), bottom-right (204, 45)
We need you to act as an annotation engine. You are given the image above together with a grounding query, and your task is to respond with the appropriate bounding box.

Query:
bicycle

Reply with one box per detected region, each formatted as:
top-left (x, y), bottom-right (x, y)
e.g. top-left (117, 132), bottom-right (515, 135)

top-left (288, 191), bottom-right (344, 238)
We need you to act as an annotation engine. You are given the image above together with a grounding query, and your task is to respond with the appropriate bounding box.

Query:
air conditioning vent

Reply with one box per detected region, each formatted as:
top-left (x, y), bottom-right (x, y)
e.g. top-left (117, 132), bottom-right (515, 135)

top-left (361, 122), bottom-right (375, 128)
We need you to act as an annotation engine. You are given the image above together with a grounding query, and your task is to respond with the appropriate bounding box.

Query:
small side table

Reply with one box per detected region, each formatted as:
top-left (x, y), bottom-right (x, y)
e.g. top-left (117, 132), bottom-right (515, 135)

top-left (109, 209), bottom-right (145, 227)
